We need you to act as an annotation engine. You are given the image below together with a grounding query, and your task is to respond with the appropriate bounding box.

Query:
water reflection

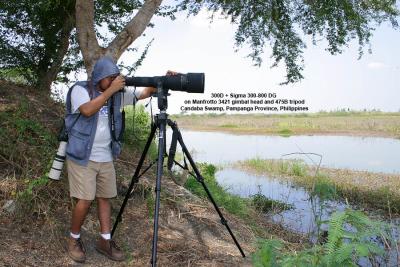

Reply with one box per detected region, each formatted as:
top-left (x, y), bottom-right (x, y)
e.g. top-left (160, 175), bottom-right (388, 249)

top-left (216, 168), bottom-right (347, 235)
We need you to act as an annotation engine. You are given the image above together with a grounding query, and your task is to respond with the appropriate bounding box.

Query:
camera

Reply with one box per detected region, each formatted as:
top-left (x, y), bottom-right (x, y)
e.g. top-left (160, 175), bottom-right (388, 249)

top-left (125, 73), bottom-right (204, 93)
top-left (48, 141), bottom-right (67, 180)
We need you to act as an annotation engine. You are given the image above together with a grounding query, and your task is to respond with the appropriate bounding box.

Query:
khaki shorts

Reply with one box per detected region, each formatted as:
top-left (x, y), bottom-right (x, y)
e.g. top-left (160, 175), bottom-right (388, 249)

top-left (67, 159), bottom-right (117, 200)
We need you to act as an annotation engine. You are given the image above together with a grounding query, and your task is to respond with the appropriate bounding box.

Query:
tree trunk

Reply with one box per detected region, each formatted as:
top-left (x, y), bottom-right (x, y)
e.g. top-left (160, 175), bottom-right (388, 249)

top-left (75, 0), bottom-right (163, 78)
top-left (37, 11), bottom-right (75, 92)
top-left (75, 0), bottom-right (102, 77)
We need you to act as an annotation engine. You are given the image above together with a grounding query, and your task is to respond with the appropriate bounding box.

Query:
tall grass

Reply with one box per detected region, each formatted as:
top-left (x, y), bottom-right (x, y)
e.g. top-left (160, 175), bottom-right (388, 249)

top-left (242, 158), bottom-right (307, 177)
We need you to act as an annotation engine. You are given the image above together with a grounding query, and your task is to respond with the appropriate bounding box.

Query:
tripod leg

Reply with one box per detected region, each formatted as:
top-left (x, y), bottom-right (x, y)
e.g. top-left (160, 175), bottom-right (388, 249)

top-left (111, 124), bottom-right (157, 237)
top-left (151, 118), bottom-right (166, 267)
top-left (169, 122), bottom-right (246, 258)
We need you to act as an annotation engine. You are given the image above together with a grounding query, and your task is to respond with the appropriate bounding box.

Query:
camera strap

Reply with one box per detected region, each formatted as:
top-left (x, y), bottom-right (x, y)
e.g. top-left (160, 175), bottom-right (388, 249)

top-left (58, 114), bottom-right (81, 142)
top-left (110, 95), bottom-right (125, 142)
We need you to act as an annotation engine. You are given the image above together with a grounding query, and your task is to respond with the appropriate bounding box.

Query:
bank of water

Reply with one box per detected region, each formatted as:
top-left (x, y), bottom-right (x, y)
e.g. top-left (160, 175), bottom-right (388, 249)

top-left (165, 129), bottom-right (400, 265)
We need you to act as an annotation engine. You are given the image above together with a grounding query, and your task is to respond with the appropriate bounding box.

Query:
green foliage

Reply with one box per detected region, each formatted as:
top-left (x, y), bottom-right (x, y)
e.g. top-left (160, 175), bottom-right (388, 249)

top-left (324, 210), bottom-right (387, 265)
top-left (278, 128), bottom-right (292, 137)
top-left (251, 193), bottom-right (293, 213)
top-left (123, 105), bottom-right (151, 143)
top-left (17, 175), bottom-right (49, 202)
top-left (0, 1), bottom-right (172, 90)
top-left (251, 186), bottom-right (293, 213)
top-left (311, 175), bottom-right (338, 201)
top-left (243, 158), bottom-right (307, 177)
top-left (252, 210), bottom-right (393, 267)
top-left (0, 95), bottom-right (58, 178)
top-left (184, 163), bottom-right (250, 219)
top-left (252, 239), bottom-right (282, 267)
top-left (0, 0), bottom-right (76, 87)
top-left (0, 68), bottom-right (31, 84)
top-left (2, 1), bottom-right (398, 90)
top-left (290, 161), bottom-right (307, 177)
top-left (123, 104), bottom-right (157, 159)
top-left (179, 0), bottom-right (399, 84)
top-left (246, 157), bottom-right (274, 173)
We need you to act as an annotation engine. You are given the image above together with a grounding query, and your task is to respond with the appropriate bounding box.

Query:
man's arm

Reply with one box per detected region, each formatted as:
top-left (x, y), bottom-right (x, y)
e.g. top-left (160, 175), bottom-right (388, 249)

top-left (137, 87), bottom-right (157, 100)
top-left (79, 76), bottom-right (125, 117)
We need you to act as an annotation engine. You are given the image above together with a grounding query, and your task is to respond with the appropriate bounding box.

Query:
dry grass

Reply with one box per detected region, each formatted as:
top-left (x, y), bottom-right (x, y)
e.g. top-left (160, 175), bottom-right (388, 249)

top-left (0, 161), bottom-right (309, 266)
top-left (172, 113), bottom-right (400, 138)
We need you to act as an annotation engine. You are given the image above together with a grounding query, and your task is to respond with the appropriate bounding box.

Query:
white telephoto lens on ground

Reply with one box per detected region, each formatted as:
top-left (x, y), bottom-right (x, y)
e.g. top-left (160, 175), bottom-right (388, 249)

top-left (48, 141), bottom-right (67, 180)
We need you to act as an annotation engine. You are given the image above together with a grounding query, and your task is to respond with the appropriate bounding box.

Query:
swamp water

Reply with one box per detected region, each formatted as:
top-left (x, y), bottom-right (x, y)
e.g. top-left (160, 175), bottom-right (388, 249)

top-left (166, 129), bottom-right (400, 266)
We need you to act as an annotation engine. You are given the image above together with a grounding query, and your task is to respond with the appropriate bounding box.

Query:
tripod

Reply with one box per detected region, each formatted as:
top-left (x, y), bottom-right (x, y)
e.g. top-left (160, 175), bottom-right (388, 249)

top-left (111, 86), bottom-right (245, 266)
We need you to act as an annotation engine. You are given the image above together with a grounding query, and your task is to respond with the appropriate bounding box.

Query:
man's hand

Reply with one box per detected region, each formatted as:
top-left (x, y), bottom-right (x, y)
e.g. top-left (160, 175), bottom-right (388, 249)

top-left (166, 70), bottom-right (179, 76)
top-left (107, 75), bottom-right (125, 94)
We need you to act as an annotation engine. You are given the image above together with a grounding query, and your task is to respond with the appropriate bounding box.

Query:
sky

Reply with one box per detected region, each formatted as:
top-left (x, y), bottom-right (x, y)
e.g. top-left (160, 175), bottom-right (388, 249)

top-left (61, 8), bottom-right (400, 115)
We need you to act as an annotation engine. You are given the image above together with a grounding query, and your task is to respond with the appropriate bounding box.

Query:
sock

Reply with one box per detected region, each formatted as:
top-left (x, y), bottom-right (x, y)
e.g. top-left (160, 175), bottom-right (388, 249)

top-left (101, 233), bottom-right (111, 240)
top-left (70, 232), bottom-right (80, 239)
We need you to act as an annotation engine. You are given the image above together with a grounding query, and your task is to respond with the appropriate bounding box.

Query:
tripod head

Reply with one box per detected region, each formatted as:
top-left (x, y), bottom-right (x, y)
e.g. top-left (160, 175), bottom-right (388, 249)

top-left (155, 81), bottom-right (169, 112)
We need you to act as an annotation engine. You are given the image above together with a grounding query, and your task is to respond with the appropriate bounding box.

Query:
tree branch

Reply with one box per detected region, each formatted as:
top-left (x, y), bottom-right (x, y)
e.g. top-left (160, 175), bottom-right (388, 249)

top-left (107, 0), bottom-right (163, 60)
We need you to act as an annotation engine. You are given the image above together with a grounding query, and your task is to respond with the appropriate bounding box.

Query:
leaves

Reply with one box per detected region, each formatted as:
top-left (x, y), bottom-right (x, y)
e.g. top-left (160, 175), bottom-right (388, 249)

top-left (252, 209), bottom-right (395, 266)
top-left (178, 0), bottom-right (399, 84)
top-left (0, 0), bottom-right (76, 88)
top-left (1, 0), bottom-right (399, 90)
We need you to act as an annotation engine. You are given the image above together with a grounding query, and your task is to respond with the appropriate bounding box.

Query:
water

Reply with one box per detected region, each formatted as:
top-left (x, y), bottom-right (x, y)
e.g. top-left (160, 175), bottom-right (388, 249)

top-left (165, 129), bottom-right (400, 231)
top-left (167, 130), bottom-right (400, 174)
top-left (216, 168), bottom-right (348, 235)
top-left (216, 168), bottom-right (400, 266)
top-left (165, 129), bottom-right (400, 265)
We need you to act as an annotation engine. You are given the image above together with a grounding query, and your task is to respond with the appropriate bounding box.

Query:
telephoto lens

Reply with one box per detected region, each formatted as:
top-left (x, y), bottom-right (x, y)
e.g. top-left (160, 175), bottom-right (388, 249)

top-left (125, 73), bottom-right (205, 93)
top-left (48, 141), bottom-right (67, 180)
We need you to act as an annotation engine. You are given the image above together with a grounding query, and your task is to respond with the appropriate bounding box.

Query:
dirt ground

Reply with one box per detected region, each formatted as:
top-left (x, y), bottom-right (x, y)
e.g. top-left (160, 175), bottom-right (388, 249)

top-left (0, 80), bottom-right (306, 266)
top-left (0, 164), bottom-right (259, 267)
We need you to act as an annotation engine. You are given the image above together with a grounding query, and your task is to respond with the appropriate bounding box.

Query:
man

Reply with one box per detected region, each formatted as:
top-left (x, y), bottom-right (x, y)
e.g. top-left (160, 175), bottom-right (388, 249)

top-left (65, 56), bottom-right (165, 263)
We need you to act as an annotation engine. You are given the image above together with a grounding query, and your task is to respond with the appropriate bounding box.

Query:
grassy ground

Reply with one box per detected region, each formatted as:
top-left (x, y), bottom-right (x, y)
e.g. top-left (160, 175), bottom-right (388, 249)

top-left (171, 113), bottom-right (400, 138)
top-left (233, 158), bottom-right (400, 214)
top-left (0, 80), bottom-right (308, 266)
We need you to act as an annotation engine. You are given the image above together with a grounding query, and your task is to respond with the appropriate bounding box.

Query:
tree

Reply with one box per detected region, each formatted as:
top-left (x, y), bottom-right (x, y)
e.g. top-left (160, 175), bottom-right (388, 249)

top-left (1, 1), bottom-right (398, 91)
top-left (75, 0), bottom-right (399, 85)
top-left (0, 0), bottom-right (165, 91)
top-left (0, 0), bottom-right (76, 91)
top-left (76, 0), bottom-right (160, 76)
